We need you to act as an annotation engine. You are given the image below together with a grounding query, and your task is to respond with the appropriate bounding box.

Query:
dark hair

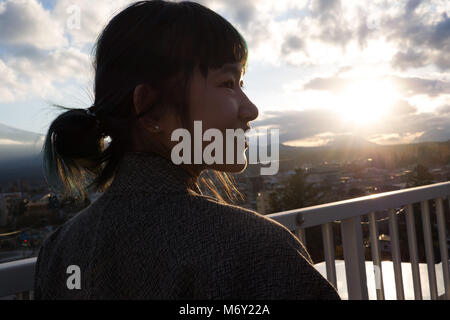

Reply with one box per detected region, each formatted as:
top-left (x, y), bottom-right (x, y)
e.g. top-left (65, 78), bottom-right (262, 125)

top-left (42, 0), bottom-right (248, 203)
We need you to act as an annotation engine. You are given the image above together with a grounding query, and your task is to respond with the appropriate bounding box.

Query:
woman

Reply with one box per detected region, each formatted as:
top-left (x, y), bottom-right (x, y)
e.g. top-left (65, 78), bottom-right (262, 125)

top-left (34, 0), bottom-right (340, 300)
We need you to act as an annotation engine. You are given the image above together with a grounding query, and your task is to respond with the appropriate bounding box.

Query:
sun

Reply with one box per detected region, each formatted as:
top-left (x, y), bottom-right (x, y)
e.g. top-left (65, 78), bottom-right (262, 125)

top-left (335, 78), bottom-right (399, 125)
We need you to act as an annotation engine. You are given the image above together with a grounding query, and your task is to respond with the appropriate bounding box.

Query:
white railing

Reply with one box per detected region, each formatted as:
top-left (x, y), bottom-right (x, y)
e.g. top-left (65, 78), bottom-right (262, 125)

top-left (0, 257), bottom-right (35, 299)
top-left (267, 181), bottom-right (450, 300)
top-left (0, 181), bottom-right (449, 299)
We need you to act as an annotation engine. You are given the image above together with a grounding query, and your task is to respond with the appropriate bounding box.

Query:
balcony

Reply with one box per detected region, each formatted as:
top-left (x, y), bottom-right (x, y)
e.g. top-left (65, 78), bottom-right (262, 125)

top-left (1, 181), bottom-right (449, 300)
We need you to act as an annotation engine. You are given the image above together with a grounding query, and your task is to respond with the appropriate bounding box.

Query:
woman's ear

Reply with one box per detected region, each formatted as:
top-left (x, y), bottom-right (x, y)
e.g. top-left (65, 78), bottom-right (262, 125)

top-left (133, 84), bottom-right (162, 133)
top-left (133, 83), bottom-right (158, 118)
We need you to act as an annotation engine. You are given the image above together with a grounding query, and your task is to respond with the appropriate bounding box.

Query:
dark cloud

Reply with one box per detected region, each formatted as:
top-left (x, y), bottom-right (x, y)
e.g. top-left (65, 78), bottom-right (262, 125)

top-left (278, 0), bottom-right (449, 72)
top-left (392, 48), bottom-right (428, 70)
top-left (0, 1), bottom-right (33, 45)
top-left (253, 109), bottom-right (346, 143)
top-left (301, 74), bottom-right (450, 97)
top-left (405, 0), bottom-right (423, 16)
top-left (198, 0), bottom-right (269, 53)
top-left (224, 0), bottom-right (256, 31)
top-left (429, 12), bottom-right (450, 49)
top-left (252, 106), bottom-right (450, 145)
top-left (309, 0), bottom-right (353, 48)
top-left (310, 0), bottom-right (341, 16)
top-left (281, 35), bottom-right (305, 55)
top-left (391, 76), bottom-right (450, 97)
top-left (0, 0), bottom-right (63, 49)
top-left (385, 7), bottom-right (450, 71)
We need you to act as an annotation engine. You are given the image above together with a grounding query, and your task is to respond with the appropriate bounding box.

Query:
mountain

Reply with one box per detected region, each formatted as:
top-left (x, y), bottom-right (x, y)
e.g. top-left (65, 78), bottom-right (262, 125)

top-left (0, 123), bottom-right (45, 189)
top-left (325, 135), bottom-right (378, 148)
top-left (0, 122), bottom-right (44, 161)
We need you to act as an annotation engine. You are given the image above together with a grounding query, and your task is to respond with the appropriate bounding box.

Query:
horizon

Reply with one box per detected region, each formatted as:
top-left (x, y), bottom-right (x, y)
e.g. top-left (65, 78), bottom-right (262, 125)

top-left (1, 120), bottom-right (450, 154)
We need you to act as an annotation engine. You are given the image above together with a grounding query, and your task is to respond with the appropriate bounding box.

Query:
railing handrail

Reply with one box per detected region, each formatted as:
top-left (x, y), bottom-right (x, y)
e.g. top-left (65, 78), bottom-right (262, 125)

top-left (267, 181), bottom-right (450, 229)
top-left (0, 257), bottom-right (36, 297)
top-left (0, 181), bottom-right (449, 299)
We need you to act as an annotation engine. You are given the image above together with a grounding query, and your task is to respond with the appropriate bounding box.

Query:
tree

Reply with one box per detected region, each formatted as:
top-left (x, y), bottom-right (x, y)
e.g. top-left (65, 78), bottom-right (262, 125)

top-left (268, 168), bottom-right (328, 263)
top-left (406, 164), bottom-right (434, 187)
top-left (268, 168), bottom-right (326, 213)
top-left (347, 187), bottom-right (365, 198)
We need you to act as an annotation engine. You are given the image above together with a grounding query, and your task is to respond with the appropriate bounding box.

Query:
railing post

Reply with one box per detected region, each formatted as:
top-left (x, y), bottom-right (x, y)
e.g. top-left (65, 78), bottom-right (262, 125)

top-left (368, 212), bottom-right (385, 300)
top-left (295, 228), bottom-right (307, 248)
top-left (321, 223), bottom-right (337, 289)
top-left (421, 200), bottom-right (438, 299)
top-left (405, 203), bottom-right (423, 300)
top-left (340, 216), bottom-right (368, 300)
top-left (436, 198), bottom-right (450, 299)
top-left (388, 208), bottom-right (405, 300)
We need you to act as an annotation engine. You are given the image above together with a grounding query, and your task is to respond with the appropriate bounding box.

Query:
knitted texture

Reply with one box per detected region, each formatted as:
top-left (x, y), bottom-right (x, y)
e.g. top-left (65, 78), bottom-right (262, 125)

top-left (34, 152), bottom-right (341, 300)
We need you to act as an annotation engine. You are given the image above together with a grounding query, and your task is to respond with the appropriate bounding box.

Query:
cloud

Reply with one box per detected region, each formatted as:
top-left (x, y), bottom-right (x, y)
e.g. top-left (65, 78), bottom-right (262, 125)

top-left (0, 59), bottom-right (21, 102)
top-left (405, 0), bottom-right (423, 16)
top-left (302, 76), bottom-right (351, 93)
top-left (0, 0), bottom-right (448, 144)
top-left (308, 0), bottom-right (353, 48)
top-left (367, 131), bottom-right (425, 145)
top-left (281, 35), bottom-right (305, 55)
top-left (391, 100), bottom-right (418, 115)
top-left (51, 0), bottom-right (132, 48)
top-left (253, 109), bottom-right (348, 143)
top-left (299, 74), bottom-right (450, 98)
top-left (392, 76), bottom-right (450, 97)
top-left (392, 49), bottom-right (429, 71)
top-left (0, 0), bottom-right (66, 50)
top-left (253, 106), bottom-right (450, 146)
top-left (384, 4), bottom-right (450, 71)
top-left (0, 0), bottom-right (96, 102)
top-left (437, 104), bottom-right (450, 114)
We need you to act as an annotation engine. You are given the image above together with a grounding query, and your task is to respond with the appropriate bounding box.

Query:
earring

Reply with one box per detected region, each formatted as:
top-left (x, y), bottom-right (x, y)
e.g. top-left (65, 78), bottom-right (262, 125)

top-left (154, 125), bottom-right (160, 130)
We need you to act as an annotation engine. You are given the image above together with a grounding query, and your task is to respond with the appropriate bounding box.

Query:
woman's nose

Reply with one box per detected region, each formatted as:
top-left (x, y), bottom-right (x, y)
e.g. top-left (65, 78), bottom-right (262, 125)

top-left (239, 94), bottom-right (259, 122)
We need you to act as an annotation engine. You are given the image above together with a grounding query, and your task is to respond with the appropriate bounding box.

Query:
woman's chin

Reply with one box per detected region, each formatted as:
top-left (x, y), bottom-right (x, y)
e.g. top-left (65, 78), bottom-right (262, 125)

top-left (208, 160), bottom-right (248, 173)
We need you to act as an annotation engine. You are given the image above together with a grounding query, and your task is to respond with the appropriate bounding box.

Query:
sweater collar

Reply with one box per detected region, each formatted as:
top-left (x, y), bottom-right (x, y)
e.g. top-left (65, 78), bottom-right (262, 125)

top-left (106, 151), bottom-right (202, 196)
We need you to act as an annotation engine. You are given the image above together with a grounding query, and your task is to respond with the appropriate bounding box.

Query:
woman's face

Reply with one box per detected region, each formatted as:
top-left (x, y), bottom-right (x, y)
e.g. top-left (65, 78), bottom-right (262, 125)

top-left (185, 62), bottom-right (259, 173)
top-left (156, 62), bottom-right (258, 174)
top-left (133, 61), bottom-right (259, 175)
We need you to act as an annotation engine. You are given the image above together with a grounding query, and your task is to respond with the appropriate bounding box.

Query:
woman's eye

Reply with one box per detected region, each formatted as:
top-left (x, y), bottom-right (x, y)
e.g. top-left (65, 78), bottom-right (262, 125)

top-left (222, 80), bottom-right (245, 90)
top-left (223, 80), bottom-right (235, 89)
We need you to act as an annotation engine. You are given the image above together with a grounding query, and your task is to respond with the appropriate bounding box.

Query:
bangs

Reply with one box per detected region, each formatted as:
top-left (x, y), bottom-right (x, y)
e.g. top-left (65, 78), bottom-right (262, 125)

top-left (154, 1), bottom-right (249, 78)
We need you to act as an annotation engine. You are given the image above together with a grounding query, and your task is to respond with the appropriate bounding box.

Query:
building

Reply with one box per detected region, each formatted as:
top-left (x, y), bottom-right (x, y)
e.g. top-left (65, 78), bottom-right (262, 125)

top-left (0, 193), bottom-right (25, 227)
top-left (256, 191), bottom-right (272, 214)
top-left (378, 233), bottom-right (391, 253)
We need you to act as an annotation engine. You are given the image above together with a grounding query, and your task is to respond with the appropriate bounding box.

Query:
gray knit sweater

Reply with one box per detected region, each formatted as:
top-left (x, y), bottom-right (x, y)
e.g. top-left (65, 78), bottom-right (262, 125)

top-left (34, 152), bottom-right (340, 299)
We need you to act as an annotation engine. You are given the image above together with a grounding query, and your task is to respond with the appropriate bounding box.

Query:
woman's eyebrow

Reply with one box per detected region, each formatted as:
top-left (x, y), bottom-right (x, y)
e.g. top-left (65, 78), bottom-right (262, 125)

top-left (217, 65), bottom-right (243, 78)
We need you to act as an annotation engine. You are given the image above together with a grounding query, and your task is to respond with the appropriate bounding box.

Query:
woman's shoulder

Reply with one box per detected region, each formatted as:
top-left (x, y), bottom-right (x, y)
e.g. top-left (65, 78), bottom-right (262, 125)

top-left (181, 194), bottom-right (311, 261)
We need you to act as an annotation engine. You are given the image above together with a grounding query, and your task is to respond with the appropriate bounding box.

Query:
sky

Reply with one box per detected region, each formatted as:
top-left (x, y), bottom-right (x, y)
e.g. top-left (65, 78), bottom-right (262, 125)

top-left (0, 0), bottom-right (449, 147)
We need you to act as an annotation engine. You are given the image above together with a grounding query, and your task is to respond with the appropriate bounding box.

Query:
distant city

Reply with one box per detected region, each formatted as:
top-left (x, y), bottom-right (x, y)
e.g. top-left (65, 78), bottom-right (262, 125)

top-left (1, 137), bottom-right (450, 264)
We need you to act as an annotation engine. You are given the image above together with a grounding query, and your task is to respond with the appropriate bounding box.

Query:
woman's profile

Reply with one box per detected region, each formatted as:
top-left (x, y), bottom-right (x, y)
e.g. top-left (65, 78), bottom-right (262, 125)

top-left (34, 0), bottom-right (340, 300)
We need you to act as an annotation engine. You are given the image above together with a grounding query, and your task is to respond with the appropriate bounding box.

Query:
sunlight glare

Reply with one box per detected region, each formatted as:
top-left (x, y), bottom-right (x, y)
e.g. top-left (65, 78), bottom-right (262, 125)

top-left (336, 78), bottom-right (399, 125)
